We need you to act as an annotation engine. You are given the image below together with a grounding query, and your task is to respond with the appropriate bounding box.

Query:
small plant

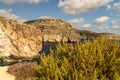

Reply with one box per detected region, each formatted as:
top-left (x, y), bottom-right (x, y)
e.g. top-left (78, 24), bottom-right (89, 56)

top-left (33, 36), bottom-right (120, 80)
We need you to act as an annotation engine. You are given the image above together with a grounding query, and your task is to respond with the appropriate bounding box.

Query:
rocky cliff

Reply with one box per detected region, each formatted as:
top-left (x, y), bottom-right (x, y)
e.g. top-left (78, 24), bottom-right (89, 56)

top-left (25, 18), bottom-right (81, 42)
top-left (0, 17), bottom-right (42, 62)
top-left (25, 18), bottom-right (120, 42)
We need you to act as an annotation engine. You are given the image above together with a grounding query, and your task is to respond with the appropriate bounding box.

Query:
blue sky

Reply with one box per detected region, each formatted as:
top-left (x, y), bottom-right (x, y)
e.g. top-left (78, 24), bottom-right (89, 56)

top-left (0, 0), bottom-right (120, 34)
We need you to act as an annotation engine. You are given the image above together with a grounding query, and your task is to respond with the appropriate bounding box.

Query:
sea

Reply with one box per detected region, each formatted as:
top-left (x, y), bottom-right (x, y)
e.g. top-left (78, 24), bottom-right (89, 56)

top-left (0, 40), bottom-right (120, 66)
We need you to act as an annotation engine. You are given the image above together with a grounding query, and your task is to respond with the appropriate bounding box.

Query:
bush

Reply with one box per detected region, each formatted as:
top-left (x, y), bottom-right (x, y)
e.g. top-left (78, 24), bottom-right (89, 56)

top-left (8, 62), bottom-right (37, 80)
top-left (33, 36), bottom-right (120, 80)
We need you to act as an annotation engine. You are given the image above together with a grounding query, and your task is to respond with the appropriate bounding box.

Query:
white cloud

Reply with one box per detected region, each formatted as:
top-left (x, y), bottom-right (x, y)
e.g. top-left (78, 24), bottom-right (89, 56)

top-left (106, 5), bottom-right (112, 10)
top-left (111, 20), bottom-right (120, 29)
top-left (0, 9), bottom-right (27, 22)
top-left (111, 25), bottom-right (120, 29)
top-left (79, 19), bottom-right (120, 34)
top-left (113, 2), bottom-right (120, 16)
top-left (39, 16), bottom-right (54, 19)
top-left (21, 0), bottom-right (42, 4)
top-left (107, 2), bottom-right (120, 10)
top-left (69, 18), bottom-right (84, 24)
top-left (111, 20), bottom-right (117, 25)
top-left (97, 26), bottom-right (112, 33)
top-left (113, 2), bottom-right (120, 8)
top-left (0, 0), bottom-right (48, 4)
top-left (81, 24), bottom-right (91, 28)
top-left (0, 0), bottom-right (16, 4)
top-left (107, 2), bottom-right (120, 16)
top-left (93, 16), bottom-right (109, 24)
top-left (97, 26), bottom-right (120, 34)
top-left (0, 9), bottom-right (20, 20)
top-left (58, 0), bottom-right (112, 14)
top-left (95, 19), bottom-right (120, 34)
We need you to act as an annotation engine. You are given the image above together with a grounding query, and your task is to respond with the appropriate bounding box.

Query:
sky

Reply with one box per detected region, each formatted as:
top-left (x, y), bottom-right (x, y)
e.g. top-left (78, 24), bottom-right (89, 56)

top-left (0, 0), bottom-right (120, 34)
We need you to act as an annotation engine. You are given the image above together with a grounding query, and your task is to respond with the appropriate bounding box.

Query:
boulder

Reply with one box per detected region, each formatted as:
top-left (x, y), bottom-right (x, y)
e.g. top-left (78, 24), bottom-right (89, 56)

top-left (0, 17), bottom-right (42, 62)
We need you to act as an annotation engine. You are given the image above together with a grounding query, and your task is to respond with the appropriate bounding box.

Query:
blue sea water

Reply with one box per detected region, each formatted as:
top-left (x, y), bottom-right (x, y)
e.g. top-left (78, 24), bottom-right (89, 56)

top-left (1, 40), bottom-right (120, 66)
top-left (39, 40), bottom-right (120, 54)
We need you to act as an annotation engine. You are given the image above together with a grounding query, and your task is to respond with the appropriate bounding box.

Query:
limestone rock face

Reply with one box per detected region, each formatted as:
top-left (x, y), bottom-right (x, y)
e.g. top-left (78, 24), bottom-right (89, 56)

top-left (25, 18), bottom-right (120, 42)
top-left (25, 18), bottom-right (81, 42)
top-left (0, 17), bottom-right (42, 62)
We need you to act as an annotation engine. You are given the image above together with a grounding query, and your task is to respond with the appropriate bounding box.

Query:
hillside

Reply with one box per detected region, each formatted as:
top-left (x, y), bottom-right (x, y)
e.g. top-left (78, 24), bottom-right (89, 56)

top-left (25, 18), bottom-right (99, 42)
top-left (25, 18), bottom-right (120, 41)
top-left (25, 18), bottom-right (81, 42)
top-left (0, 17), bottom-right (42, 63)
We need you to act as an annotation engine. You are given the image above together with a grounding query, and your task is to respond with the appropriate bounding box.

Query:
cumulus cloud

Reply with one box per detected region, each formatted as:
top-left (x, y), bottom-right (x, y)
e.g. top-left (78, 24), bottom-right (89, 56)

top-left (0, 9), bottom-right (27, 22)
top-left (93, 16), bottom-right (109, 24)
top-left (0, 0), bottom-right (48, 4)
top-left (0, 9), bottom-right (20, 20)
top-left (111, 20), bottom-right (120, 29)
top-left (20, 0), bottom-right (42, 4)
top-left (97, 26), bottom-right (111, 33)
top-left (81, 24), bottom-right (91, 28)
top-left (97, 26), bottom-right (120, 34)
top-left (106, 5), bottom-right (112, 10)
top-left (39, 16), bottom-right (54, 19)
top-left (113, 2), bottom-right (120, 16)
top-left (58, 0), bottom-right (112, 14)
top-left (0, 0), bottom-right (16, 4)
top-left (68, 18), bottom-right (84, 24)
top-left (107, 2), bottom-right (120, 16)
top-left (113, 2), bottom-right (120, 8)
top-left (95, 19), bottom-right (120, 34)
top-left (107, 2), bottom-right (120, 10)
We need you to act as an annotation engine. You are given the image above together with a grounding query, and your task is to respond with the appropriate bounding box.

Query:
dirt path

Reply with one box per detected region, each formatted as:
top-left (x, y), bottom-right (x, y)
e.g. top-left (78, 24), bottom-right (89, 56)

top-left (0, 66), bottom-right (15, 80)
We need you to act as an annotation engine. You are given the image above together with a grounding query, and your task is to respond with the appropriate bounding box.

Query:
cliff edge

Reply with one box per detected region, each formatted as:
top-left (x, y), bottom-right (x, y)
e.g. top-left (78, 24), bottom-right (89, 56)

top-left (0, 17), bottom-right (42, 62)
top-left (25, 18), bottom-right (81, 42)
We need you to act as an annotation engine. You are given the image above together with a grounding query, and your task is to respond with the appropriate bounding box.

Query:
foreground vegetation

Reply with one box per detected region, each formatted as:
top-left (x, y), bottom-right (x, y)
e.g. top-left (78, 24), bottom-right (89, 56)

top-left (8, 62), bottom-right (37, 80)
top-left (33, 36), bottom-right (120, 80)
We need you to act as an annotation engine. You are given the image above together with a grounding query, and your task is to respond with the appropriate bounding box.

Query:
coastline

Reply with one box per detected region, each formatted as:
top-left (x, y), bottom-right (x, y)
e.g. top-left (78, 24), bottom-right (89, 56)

top-left (0, 66), bottom-right (15, 80)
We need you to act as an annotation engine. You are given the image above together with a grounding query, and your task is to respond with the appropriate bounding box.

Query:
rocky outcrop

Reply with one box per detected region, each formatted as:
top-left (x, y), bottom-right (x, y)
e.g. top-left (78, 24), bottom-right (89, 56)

top-left (25, 18), bottom-right (120, 42)
top-left (25, 18), bottom-right (81, 42)
top-left (0, 17), bottom-right (42, 62)
top-left (78, 30), bottom-right (100, 39)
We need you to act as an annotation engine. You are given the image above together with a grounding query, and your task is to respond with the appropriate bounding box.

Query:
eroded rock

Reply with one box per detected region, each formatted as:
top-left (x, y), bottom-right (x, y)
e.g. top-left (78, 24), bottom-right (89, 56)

top-left (25, 18), bottom-right (81, 42)
top-left (0, 17), bottom-right (42, 62)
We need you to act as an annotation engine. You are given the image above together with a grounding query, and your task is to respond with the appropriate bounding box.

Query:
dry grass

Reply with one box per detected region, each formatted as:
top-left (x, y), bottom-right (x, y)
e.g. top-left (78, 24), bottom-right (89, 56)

top-left (8, 62), bottom-right (38, 80)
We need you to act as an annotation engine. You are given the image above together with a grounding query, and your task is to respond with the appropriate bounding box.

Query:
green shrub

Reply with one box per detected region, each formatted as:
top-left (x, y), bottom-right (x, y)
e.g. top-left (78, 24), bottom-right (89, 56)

top-left (33, 36), bottom-right (120, 80)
